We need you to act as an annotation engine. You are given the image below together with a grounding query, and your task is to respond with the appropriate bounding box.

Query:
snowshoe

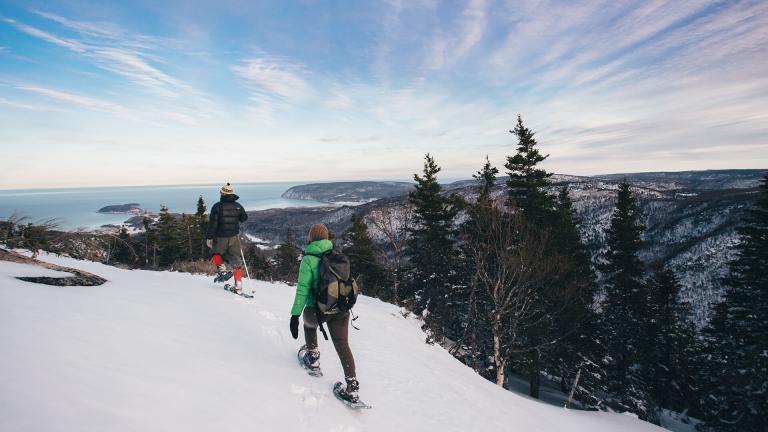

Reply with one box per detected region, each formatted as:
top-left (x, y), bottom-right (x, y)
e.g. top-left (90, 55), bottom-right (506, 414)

top-left (297, 344), bottom-right (322, 377)
top-left (333, 381), bottom-right (370, 409)
top-left (214, 270), bottom-right (233, 283)
top-left (224, 283), bottom-right (253, 298)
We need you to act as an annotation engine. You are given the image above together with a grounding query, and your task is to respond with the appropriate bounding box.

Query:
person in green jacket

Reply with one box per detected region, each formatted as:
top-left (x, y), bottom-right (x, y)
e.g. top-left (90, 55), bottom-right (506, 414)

top-left (289, 223), bottom-right (359, 402)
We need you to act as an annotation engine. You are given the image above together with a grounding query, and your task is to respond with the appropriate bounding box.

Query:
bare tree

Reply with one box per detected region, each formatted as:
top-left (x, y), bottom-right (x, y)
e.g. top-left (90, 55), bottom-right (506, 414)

top-left (367, 202), bottom-right (413, 304)
top-left (465, 203), bottom-right (560, 387)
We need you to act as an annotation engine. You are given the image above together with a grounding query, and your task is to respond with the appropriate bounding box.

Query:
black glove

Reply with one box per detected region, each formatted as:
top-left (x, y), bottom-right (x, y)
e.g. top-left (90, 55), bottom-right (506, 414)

top-left (290, 315), bottom-right (300, 339)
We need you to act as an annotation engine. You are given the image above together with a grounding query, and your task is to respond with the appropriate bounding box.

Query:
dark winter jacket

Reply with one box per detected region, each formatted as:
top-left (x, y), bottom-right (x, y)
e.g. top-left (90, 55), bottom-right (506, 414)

top-left (206, 194), bottom-right (248, 239)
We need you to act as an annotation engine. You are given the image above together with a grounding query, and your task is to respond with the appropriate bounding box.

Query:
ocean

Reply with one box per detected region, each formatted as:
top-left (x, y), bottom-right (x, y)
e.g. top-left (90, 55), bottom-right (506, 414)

top-left (0, 182), bottom-right (325, 230)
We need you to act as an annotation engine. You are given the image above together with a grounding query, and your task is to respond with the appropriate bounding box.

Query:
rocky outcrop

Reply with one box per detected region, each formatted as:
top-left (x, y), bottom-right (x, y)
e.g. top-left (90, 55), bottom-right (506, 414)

top-left (0, 248), bottom-right (107, 286)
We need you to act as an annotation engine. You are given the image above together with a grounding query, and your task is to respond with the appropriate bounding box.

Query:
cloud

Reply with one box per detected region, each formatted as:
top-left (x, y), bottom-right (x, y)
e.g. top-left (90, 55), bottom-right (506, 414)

top-left (4, 14), bottom-right (191, 98)
top-left (425, 0), bottom-right (487, 70)
top-left (232, 54), bottom-right (313, 120)
top-left (92, 47), bottom-right (185, 97)
top-left (29, 9), bottom-right (123, 39)
top-left (15, 84), bottom-right (130, 115)
top-left (2, 17), bottom-right (86, 52)
top-left (0, 97), bottom-right (58, 112)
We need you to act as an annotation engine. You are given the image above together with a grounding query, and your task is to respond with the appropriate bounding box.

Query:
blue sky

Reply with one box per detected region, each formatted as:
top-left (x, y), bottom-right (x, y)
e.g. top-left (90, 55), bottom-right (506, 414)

top-left (0, 0), bottom-right (766, 189)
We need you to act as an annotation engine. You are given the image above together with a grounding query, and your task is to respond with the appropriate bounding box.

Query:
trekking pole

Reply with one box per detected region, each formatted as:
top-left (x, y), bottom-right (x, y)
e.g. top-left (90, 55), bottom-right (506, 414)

top-left (239, 247), bottom-right (252, 280)
top-left (240, 246), bottom-right (254, 296)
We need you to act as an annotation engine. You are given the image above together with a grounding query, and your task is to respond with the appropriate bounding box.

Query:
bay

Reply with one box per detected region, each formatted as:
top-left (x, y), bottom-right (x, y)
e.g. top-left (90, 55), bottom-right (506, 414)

top-left (0, 182), bottom-right (325, 230)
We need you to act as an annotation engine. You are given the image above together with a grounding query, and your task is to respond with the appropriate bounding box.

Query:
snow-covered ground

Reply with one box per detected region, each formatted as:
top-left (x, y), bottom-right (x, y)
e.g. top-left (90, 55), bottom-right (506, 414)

top-left (0, 253), bottom-right (669, 432)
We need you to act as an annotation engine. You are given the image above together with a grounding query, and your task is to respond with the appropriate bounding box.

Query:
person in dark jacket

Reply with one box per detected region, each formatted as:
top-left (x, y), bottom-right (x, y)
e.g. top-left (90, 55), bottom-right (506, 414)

top-left (206, 182), bottom-right (248, 292)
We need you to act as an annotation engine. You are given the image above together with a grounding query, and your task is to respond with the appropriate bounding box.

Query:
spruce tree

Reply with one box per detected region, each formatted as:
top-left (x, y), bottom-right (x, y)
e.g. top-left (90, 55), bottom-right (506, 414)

top-left (503, 116), bottom-right (557, 398)
top-left (273, 228), bottom-right (299, 282)
top-left (544, 186), bottom-right (605, 408)
top-left (455, 157), bottom-right (499, 374)
top-left (112, 225), bottom-right (136, 265)
top-left (196, 196), bottom-right (208, 258)
top-left (599, 180), bottom-right (654, 421)
top-left (245, 243), bottom-right (272, 281)
top-left (142, 215), bottom-right (158, 269)
top-left (406, 154), bottom-right (459, 343)
top-left (644, 262), bottom-right (696, 413)
top-left (343, 213), bottom-right (386, 300)
top-left (505, 114), bottom-right (552, 217)
top-left (156, 205), bottom-right (181, 268)
top-left (699, 173), bottom-right (768, 432)
top-left (474, 155), bottom-right (499, 203)
top-left (178, 214), bottom-right (197, 261)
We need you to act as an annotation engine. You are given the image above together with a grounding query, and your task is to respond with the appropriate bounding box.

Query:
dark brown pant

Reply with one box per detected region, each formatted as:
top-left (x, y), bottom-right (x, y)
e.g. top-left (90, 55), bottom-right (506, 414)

top-left (303, 307), bottom-right (356, 379)
top-left (211, 235), bottom-right (243, 268)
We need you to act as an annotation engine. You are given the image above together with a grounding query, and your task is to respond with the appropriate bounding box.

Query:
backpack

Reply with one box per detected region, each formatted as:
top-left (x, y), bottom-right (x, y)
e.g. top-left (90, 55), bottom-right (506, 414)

top-left (308, 250), bottom-right (360, 314)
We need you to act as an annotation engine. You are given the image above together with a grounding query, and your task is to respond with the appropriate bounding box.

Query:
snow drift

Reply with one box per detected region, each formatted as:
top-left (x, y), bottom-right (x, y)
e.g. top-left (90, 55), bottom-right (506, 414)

top-left (0, 254), bottom-right (668, 432)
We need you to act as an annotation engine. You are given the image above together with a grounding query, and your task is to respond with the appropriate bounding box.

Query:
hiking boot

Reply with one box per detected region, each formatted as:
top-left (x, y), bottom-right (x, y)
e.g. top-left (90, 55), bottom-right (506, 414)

top-left (338, 377), bottom-right (360, 403)
top-left (302, 349), bottom-right (320, 370)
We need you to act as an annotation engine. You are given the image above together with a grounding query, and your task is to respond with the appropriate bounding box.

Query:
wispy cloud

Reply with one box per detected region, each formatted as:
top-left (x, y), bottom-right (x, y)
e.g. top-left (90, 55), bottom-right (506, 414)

top-left (92, 47), bottom-right (186, 97)
top-left (2, 17), bottom-right (86, 52)
top-left (29, 9), bottom-right (124, 40)
top-left (0, 96), bottom-right (58, 112)
top-left (4, 14), bottom-right (188, 98)
top-left (232, 54), bottom-right (313, 120)
top-left (425, 0), bottom-right (487, 70)
top-left (15, 84), bottom-right (131, 116)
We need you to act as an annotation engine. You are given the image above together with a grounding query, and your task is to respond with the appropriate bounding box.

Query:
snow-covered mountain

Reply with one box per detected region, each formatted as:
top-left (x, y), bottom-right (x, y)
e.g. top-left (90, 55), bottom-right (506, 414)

top-left (243, 170), bottom-right (765, 327)
top-left (0, 253), bottom-right (668, 432)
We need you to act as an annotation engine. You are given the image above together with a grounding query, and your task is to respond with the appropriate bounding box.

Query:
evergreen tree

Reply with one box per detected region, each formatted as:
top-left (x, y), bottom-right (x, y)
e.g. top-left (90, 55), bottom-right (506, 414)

top-left (112, 225), bottom-right (137, 265)
top-left (505, 114), bottom-right (552, 218)
top-left (196, 196), bottom-right (208, 258)
top-left (473, 155), bottom-right (499, 203)
top-left (156, 205), bottom-right (181, 268)
top-left (698, 173), bottom-right (768, 432)
top-left (178, 214), bottom-right (198, 261)
top-left (244, 243), bottom-right (272, 281)
top-left (273, 228), bottom-right (299, 282)
top-left (406, 154), bottom-right (459, 343)
top-left (142, 215), bottom-right (158, 269)
top-left (458, 157), bottom-right (499, 378)
top-left (343, 213), bottom-right (386, 300)
top-left (644, 262), bottom-right (696, 413)
top-left (543, 186), bottom-right (605, 408)
top-left (599, 180), bottom-right (654, 421)
top-left (503, 116), bottom-right (557, 398)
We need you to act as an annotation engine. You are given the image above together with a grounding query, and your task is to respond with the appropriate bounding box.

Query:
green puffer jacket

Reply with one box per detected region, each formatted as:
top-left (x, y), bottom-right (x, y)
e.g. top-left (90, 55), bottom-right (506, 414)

top-left (290, 239), bottom-right (334, 316)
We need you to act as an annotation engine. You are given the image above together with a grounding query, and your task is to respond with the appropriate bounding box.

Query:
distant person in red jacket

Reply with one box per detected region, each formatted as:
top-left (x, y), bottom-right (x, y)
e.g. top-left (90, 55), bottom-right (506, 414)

top-left (206, 182), bottom-right (248, 293)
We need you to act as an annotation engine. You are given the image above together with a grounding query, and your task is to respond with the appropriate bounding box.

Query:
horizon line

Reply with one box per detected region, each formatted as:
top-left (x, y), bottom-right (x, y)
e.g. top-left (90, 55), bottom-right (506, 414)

top-left (0, 168), bottom-right (766, 192)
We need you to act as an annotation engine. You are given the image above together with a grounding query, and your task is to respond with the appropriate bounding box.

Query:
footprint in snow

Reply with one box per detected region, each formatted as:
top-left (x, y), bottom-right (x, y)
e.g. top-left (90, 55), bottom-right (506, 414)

top-left (291, 384), bottom-right (326, 408)
top-left (259, 310), bottom-right (281, 321)
top-left (261, 326), bottom-right (283, 341)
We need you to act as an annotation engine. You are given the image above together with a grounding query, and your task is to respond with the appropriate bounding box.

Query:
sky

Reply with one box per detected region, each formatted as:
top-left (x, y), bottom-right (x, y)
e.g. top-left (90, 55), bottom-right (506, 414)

top-left (0, 0), bottom-right (766, 189)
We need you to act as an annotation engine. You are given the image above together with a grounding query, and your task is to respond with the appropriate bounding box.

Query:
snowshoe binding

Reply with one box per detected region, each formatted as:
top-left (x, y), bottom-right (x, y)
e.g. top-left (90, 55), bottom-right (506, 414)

top-left (297, 344), bottom-right (323, 377)
top-left (333, 378), bottom-right (370, 409)
top-left (214, 270), bottom-right (233, 283)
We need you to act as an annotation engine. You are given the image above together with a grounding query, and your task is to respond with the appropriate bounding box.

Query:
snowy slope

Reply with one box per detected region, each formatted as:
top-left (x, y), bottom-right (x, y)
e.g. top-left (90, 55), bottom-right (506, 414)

top-left (0, 254), bottom-right (668, 432)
